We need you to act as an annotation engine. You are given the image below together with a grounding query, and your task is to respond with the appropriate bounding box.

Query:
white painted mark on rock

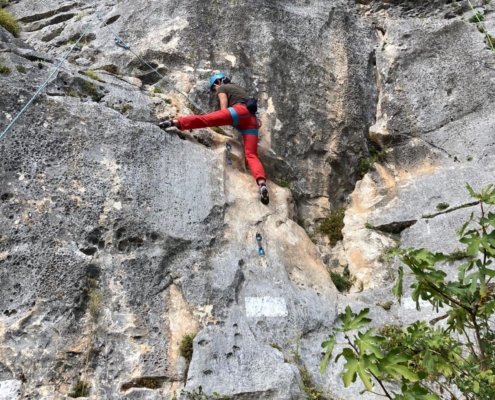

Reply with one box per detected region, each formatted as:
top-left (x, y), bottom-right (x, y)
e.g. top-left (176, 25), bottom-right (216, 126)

top-left (245, 297), bottom-right (288, 317)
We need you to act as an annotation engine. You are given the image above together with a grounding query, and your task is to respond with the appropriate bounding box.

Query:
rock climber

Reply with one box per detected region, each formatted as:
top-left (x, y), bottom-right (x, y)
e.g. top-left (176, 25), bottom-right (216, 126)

top-left (159, 72), bottom-right (269, 205)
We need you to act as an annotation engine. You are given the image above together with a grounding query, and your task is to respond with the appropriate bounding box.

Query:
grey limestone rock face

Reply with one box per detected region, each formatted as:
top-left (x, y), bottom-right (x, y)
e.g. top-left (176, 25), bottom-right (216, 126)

top-left (2, 0), bottom-right (495, 399)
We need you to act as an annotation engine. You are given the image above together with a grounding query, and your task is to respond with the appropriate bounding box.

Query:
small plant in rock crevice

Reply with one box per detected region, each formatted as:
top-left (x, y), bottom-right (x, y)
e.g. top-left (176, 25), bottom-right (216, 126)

top-left (65, 88), bottom-right (80, 98)
top-left (84, 69), bottom-right (105, 82)
top-left (329, 266), bottom-right (356, 293)
top-left (436, 202), bottom-right (450, 210)
top-left (75, 277), bottom-right (104, 399)
top-left (100, 64), bottom-right (120, 75)
top-left (68, 380), bottom-right (90, 398)
top-left (469, 12), bottom-right (485, 23)
top-left (445, 249), bottom-right (470, 262)
top-left (121, 377), bottom-right (161, 391)
top-left (0, 9), bottom-right (20, 37)
top-left (356, 141), bottom-right (388, 179)
top-left (316, 207), bottom-right (346, 247)
top-left (80, 80), bottom-right (99, 101)
top-left (376, 300), bottom-right (393, 311)
top-left (0, 62), bottom-right (11, 75)
top-left (364, 222), bottom-right (376, 230)
top-left (172, 386), bottom-right (231, 400)
top-left (15, 65), bottom-right (26, 74)
top-left (275, 180), bottom-right (291, 189)
top-left (209, 126), bottom-right (227, 136)
top-left (179, 332), bottom-right (197, 379)
top-left (120, 104), bottom-right (133, 114)
top-left (290, 334), bottom-right (329, 400)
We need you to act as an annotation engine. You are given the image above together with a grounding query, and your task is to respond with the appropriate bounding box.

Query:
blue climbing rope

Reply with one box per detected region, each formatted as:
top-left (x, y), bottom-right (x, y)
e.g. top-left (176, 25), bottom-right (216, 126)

top-left (0, 5), bottom-right (106, 140)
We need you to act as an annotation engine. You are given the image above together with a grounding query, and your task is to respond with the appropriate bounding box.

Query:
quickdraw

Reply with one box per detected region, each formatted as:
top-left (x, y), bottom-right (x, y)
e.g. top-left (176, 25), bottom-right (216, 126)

top-left (256, 233), bottom-right (265, 256)
top-left (225, 143), bottom-right (232, 165)
top-left (114, 38), bottom-right (130, 50)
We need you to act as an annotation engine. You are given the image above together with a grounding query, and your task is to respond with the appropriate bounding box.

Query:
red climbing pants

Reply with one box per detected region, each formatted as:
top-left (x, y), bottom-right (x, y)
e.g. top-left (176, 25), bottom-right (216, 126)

top-left (176, 104), bottom-right (266, 183)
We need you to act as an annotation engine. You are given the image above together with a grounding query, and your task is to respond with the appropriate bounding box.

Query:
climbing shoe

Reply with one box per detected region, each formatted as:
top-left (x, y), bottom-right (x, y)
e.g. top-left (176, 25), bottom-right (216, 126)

top-left (158, 120), bottom-right (174, 129)
top-left (259, 184), bottom-right (269, 205)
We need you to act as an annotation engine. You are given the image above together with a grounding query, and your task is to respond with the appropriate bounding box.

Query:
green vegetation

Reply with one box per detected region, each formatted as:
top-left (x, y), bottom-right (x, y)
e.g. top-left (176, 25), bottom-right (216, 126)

top-left (153, 86), bottom-right (163, 94)
top-left (100, 65), bottom-right (120, 75)
top-left (0, 9), bottom-right (20, 37)
top-left (121, 377), bottom-right (161, 391)
top-left (436, 202), bottom-right (450, 210)
top-left (487, 35), bottom-right (495, 48)
top-left (329, 266), bottom-right (356, 293)
top-left (446, 249), bottom-right (470, 262)
top-left (356, 142), bottom-right (388, 179)
top-left (469, 13), bottom-right (485, 23)
top-left (0, 63), bottom-right (11, 75)
top-left (316, 207), bottom-right (345, 246)
top-left (81, 80), bottom-right (99, 101)
top-left (364, 222), bottom-right (376, 230)
top-left (376, 300), bottom-right (393, 311)
top-left (76, 277), bottom-right (104, 400)
top-left (15, 65), bottom-right (26, 74)
top-left (275, 180), bottom-right (290, 188)
top-left (467, 155), bottom-right (474, 161)
top-left (179, 333), bottom-right (196, 370)
top-left (0, 0), bottom-right (9, 7)
top-left (270, 343), bottom-right (282, 351)
top-left (291, 335), bottom-right (329, 400)
top-left (164, 98), bottom-right (172, 104)
top-left (173, 386), bottom-right (231, 400)
top-left (451, 2), bottom-right (459, 7)
top-left (84, 69), bottom-right (104, 82)
top-left (210, 126), bottom-right (227, 136)
top-left (65, 88), bottom-right (80, 98)
top-left (68, 380), bottom-right (90, 398)
top-left (185, 102), bottom-right (202, 114)
top-left (321, 183), bottom-right (495, 399)
top-left (120, 104), bottom-right (133, 114)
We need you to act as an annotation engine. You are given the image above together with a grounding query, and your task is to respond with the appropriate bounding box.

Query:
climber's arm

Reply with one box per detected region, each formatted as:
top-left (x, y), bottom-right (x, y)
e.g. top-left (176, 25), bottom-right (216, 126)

top-left (218, 92), bottom-right (228, 110)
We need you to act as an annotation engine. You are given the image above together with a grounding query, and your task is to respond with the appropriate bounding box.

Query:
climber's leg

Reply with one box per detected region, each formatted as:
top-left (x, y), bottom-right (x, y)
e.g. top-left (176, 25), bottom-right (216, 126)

top-left (175, 109), bottom-right (233, 130)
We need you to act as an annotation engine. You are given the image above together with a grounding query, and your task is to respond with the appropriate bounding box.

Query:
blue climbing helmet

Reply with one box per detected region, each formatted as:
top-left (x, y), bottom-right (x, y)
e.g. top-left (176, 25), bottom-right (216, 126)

top-left (209, 71), bottom-right (226, 91)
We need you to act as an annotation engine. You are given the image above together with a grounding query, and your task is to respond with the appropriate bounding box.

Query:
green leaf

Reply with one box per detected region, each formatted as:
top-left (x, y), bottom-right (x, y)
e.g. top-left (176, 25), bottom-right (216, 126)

top-left (355, 329), bottom-right (384, 358)
top-left (319, 336), bottom-right (336, 374)
top-left (379, 349), bottom-right (419, 382)
top-left (466, 182), bottom-right (476, 198)
top-left (357, 363), bottom-right (373, 391)
top-left (340, 306), bottom-right (371, 332)
top-left (473, 380), bottom-right (480, 393)
top-left (342, 357), bottom-right (359, 387)
top-left (457, 214), bottom-right (473, 237)
top-left (392, 266), bottom-right (403, 303)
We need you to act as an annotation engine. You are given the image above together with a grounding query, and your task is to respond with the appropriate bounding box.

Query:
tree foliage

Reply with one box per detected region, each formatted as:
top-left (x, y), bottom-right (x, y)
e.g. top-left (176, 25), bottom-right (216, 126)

top-left (321, 183), bottom-right (495, 399)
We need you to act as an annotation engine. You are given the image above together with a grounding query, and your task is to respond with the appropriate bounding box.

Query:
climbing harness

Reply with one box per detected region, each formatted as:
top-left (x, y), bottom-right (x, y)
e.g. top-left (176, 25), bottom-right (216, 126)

top-left (227, 107), bottom-right (261, 136)
top-left (256, 233), bottom-right (265, 256)
top-left (225, 142), bottom-right (232, 165)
